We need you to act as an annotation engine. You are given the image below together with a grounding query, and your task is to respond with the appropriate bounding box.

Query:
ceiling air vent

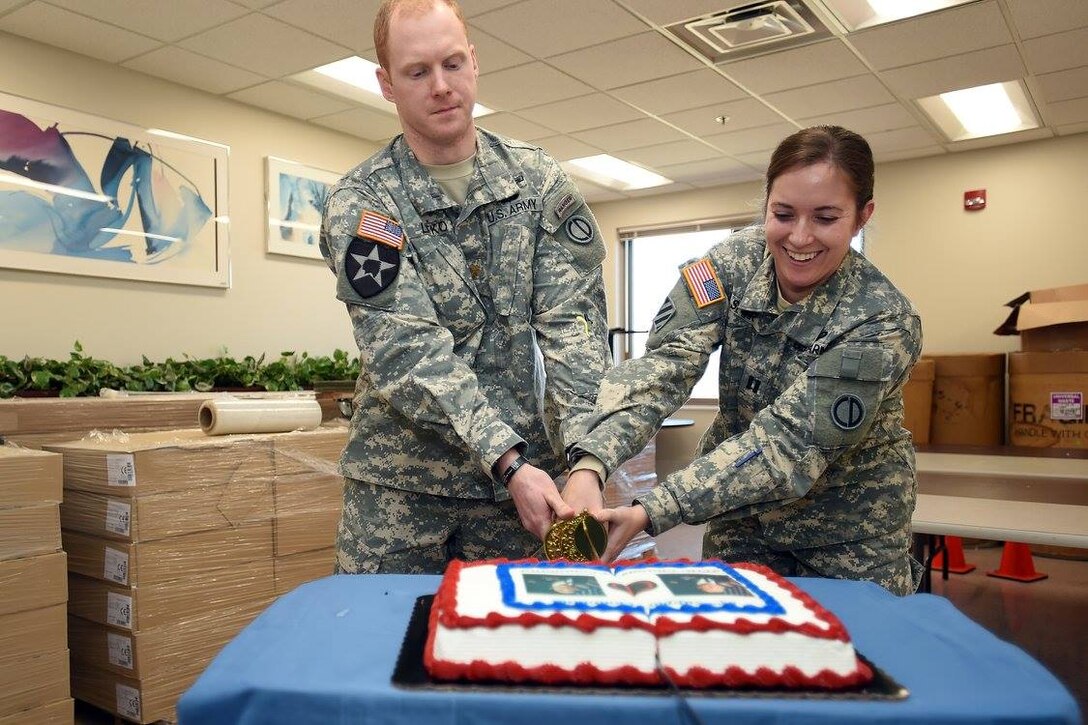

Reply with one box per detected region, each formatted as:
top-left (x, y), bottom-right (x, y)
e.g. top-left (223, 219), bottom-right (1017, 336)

top-left (665, 1), bottom-right (833, 64)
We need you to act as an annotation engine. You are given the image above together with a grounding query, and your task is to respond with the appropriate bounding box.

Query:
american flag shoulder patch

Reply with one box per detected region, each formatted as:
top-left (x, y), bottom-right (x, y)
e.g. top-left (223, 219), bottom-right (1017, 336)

top-left (355, 210), bottom-right (404, 250)
top-left (681, 257), bottom-right (725, 308)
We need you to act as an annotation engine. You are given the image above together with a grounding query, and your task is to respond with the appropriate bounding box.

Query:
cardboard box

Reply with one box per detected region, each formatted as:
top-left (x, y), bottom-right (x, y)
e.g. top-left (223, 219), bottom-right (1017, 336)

top-left (0, 445), bottom-right (62, 506)
top-left (273, 426), bottom-right (348, 477)
top-left (63, 523), bottom-right (273, 586)
top-left (43, 429), bottom-right (274, 498)
top-left (0, 649), bottom-right (69, 719)
top-left (68, 597), bottom-right (271, 678)
top-left (1008, 351), bottom-right (1088, 449)
top-left (0, 552), bottom-right (67, 617)
top-left (903, 357), bottom-right (935, 445)
top-left (274, 473), bottom-right (343, 556)
top-left (0, 604), bottom-right (66, 662)
top-left (0, 503), bottom-right (61, 561)
top-left (0, 395), bottom-right (209, 436)
top-left (71, 660), bottom-right (202, 724)
top-left (995, 283), bottom-right (1088, 352)
top-left (67, 558), bottom-right (276, 631)
top-left (61, 478), bottom-right (273, 543)
top-left (929, 354), bottom-right (1006, 446)
top-left (274, 547), bottom-right (334, 595)
top-left (0, 697), bottom-right (73, 725)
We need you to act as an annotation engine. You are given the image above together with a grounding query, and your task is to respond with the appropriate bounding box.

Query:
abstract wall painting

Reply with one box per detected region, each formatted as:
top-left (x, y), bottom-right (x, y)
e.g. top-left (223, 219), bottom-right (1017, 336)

top-left (0, 92), bottom-right (230, 288)
top-left (266, 156), bottom-right (341, 261)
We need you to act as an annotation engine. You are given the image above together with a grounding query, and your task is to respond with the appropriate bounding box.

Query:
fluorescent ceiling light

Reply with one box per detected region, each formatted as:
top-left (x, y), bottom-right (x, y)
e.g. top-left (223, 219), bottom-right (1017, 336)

top-left (302, 56), bottom-right (493, 117)
top-left (0, 171), bottom-right (113, 203)
top-left (819, 0), bottom-right (977, 31)
top-left (917, 81), bottom-right (1039, 142)
top-left (563, 155), bottom-right (672, 191)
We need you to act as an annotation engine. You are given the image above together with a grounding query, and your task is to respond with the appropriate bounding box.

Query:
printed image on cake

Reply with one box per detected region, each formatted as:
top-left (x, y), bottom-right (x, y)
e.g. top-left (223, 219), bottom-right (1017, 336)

top-left (424, 559), bottom-right (873, 690)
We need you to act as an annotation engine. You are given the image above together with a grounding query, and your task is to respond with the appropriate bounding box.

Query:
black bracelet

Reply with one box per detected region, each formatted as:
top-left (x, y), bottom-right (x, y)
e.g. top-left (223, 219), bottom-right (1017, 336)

top-left (500, 455), bottom-right (529, 487)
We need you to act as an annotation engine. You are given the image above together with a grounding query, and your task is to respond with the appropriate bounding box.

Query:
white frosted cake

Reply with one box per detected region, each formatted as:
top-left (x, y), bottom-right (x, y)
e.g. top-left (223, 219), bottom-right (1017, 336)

top-left (424, 559), bottom-right (872, 689)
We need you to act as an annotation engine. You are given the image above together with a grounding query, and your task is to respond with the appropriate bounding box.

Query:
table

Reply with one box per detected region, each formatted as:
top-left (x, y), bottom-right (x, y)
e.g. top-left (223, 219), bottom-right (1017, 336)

top-left (177, 574), bottom-right (1080, 725)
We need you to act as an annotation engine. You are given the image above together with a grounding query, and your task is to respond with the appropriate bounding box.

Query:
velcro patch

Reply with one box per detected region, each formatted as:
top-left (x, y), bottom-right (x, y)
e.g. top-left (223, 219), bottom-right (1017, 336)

top-left (681, 258), bottom-right (725, 308)
top-left (356, 210), bottom-right (404, 250)
top-left (346, 237), bottom-right (400, 298)
top-left (564, 215), bottom-right (594, 244)
top-left (831, 393), bottom-right (866, 430)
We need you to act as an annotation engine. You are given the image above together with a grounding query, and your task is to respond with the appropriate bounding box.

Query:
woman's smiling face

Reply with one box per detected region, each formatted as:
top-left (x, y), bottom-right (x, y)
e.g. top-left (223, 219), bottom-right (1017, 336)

top-left (764, 161), bottom-right (874, 303)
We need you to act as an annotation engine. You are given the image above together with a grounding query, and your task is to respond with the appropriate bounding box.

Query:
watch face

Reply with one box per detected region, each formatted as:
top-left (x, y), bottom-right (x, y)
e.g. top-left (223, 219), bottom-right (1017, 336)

top-left (544, 511), bottom-right (607, 562)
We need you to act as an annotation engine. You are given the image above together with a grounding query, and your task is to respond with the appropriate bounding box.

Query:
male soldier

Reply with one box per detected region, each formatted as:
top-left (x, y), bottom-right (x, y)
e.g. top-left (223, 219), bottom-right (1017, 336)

top-left (319, 0), bottom-right (610, 574)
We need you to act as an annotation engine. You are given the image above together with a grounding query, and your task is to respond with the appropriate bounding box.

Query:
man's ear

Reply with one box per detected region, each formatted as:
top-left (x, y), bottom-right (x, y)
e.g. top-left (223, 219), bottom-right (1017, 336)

top-left (377, 67), bottom-right (395, 103)
top-left (470, 44), bottom-right (479, 78)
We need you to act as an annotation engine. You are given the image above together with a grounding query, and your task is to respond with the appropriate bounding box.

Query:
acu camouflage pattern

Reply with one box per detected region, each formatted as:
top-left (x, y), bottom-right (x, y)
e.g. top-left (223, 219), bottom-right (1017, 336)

top-left (319, 129), bottom-right (610, 571)
top-left (576, 226), bottom-right (923, 595)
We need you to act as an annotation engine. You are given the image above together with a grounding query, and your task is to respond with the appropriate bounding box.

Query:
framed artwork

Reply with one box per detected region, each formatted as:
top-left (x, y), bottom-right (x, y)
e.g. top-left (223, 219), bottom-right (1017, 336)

top-left (0, 91), bottom-right (230, 288)
top-left (266, 156), bottom-right (342, 261)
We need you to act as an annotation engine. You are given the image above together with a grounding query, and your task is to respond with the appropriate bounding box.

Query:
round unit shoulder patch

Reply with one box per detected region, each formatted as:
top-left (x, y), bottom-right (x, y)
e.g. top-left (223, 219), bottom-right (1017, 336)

top-left (831, 393), bottom-right (865, 431)
top-left (345, 236), bottom-right (400, 298)
top-left (564, 215), bottom-right (594, 244)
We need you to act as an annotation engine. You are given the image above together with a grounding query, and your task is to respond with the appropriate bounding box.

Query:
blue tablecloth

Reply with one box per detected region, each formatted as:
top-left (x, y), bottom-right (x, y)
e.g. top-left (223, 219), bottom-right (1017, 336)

top-left (177, 574), bottom-right (1080, 725)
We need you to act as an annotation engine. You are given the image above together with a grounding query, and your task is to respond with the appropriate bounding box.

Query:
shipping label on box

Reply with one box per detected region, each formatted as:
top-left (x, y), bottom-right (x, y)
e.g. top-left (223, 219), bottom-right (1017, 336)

top-left (0, 445), bottom-right (62, 506)
top-left (1009, 352), bottom-right (1088, 449)
top-left (0, 551), bottom-right (67, 617)
top-left (71, 659), bottom-right (207, 724)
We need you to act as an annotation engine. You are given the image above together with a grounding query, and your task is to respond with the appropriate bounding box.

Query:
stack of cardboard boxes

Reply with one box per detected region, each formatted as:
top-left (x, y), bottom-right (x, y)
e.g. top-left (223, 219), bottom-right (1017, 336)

top-left (0, 444), bottom-right (72, 724)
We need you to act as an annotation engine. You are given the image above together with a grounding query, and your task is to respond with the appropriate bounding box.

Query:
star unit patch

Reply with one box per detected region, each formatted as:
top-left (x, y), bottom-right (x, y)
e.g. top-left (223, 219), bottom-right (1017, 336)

top-left (681, 257), bottom-right (725, 308)
top-left (356, 210), bottom-right (404, 250)
top-left (346, 237), bottom-right (400, 298)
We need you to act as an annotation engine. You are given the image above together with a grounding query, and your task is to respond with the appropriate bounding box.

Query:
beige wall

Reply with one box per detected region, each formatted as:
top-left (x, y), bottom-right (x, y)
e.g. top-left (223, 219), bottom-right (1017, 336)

top-left (0, 33), bottom-right (378, 363)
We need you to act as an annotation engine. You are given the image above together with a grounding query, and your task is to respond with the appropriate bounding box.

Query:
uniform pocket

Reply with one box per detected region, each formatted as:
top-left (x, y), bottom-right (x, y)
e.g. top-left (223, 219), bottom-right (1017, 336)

top-left (807, 347), bottom-right (892, 448)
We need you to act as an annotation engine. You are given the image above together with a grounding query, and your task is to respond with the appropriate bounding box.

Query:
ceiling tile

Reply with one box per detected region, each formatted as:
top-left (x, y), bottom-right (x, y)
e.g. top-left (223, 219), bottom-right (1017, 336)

top-left (459, 0), bottom-right (524, 17)
top-left (1004, 0), bottom-right (1088, 40)
top-left (0, 0), bottom-right (27, 11)
top-left (477, 112), bottom-right (556, 140)
top-left (1022, 27), bottom-right (1088, 75)
top-left (946, 127), bottom-right (1053, 152)
top-left (571, 117), bottom-right (687, 152)
top-left (263, 0), bottom-right (382, 55)
top-left (530, 134), bottom-right (602, 161)
top-left (469, 27), bottom-right (533, 73)
top-left (231, 0), bottom-right (278, 7)
top-left (548, 31), bottom-right (703, 90)
top-left (703, 123), bottom-right (798, 155)
top-left (1056, 121), bottom-right (1088, 136)
top-left (178, 13), bottom-right (351, 77)
top-left (848, 0), bottom-right (1012, 71)
top-left (611, 69), bottom-right (746, 115)
top-left (656, 156), bottom-right (759, 187)
top-left (519, 93), bottom-right (642, 133)
top-left (1043, 96), bottom-right (1088, 127)
top-left (874, 146), bottom-right (945, 163)
top-left (570, 178), bottom-right (626, 203)
top-left (0, 2), bottom-right (160, 62)
top-left (1036, 66), bottom-right (1088, 104)
top-left (720, 40), bottom-right (867, 95)
top-left (733, 149), bottom-right (773, 172)
top-left (881, 45), bottom-right (1026, 99)
top-left (470, 0), bottom-right (646, 58)
top-left (311, 105), bottom-right (402, 142)
top-left (795, 103), bottom-right (918, 135)
top-left (618, 0), bottom-right (736, 27)
top-left (44, 0), bottom-right (249, 42)
top-left (865, 126), bottom-right (941, 152)
top-left (477, 61), bottom-right (592, 111)
top-left (123, 46), bottom-right (267, 94)
top-left (620, 139), bottom-right (722, 168)
top-left (228, 80), bottom-right (354, 119)
top-left (664, 98), bottom-right (784, 137)
top-left (764, 74), bottom-right (894, 119)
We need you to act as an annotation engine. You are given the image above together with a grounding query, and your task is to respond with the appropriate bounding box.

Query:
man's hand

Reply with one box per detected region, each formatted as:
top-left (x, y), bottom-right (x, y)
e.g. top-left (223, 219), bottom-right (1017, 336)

top-left (507, 463), bottom-right (575, 540)
top-left (594, 504), bottom-right (650, 561)
top-left (561, 469), bottom-right (605, 519)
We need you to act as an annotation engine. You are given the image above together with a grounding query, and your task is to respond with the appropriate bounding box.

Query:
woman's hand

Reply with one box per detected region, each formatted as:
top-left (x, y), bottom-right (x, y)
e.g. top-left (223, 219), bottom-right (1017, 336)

top-left (594, 504), bottom-right (650, 561)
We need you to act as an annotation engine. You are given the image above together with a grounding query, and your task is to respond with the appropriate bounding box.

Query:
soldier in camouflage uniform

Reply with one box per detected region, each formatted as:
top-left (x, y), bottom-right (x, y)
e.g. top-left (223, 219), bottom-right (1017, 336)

top-left (565, 126), bottom-right (923, 595)
top-left (319, 0), bottom-right (610, 574)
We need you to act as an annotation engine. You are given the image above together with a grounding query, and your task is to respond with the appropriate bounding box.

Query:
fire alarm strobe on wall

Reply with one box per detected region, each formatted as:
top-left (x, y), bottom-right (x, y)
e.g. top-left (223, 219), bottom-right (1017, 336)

top-left (964, 189), bottom-right (986, 211)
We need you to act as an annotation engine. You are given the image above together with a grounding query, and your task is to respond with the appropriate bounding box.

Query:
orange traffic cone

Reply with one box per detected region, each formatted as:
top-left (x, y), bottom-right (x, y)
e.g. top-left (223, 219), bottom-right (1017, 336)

top-left (929, 535), bottom-right (976, 574)
top-left (986, 542), bottom-right (1048, 582)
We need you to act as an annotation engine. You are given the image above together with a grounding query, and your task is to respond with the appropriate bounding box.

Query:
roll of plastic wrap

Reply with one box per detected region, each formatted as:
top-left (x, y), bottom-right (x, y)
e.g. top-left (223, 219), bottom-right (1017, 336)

top-left (199, 398), bottom-right (323, 436)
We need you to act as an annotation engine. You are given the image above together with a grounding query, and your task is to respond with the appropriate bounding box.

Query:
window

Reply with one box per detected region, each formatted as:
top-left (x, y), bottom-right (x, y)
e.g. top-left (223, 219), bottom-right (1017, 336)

top-left (620, 221), bottom-right (865, 403)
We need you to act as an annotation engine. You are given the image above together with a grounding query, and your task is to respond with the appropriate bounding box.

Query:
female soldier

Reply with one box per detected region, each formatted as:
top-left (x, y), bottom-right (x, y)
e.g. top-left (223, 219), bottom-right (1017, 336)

top-left (563, 126), bottom-right (923, 595)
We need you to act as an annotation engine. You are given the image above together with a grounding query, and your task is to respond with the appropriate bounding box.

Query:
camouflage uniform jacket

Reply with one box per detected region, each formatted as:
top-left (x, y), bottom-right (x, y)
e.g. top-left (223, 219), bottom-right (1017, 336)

top-left (575, 226), bottom-right (922, 553)
top-left (320, 129), bottom-right (610, 501)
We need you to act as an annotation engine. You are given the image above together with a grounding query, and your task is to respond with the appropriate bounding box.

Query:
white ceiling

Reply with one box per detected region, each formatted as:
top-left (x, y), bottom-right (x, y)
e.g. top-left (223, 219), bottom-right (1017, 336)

top-left (2, 0), bottom-right (1086, 202)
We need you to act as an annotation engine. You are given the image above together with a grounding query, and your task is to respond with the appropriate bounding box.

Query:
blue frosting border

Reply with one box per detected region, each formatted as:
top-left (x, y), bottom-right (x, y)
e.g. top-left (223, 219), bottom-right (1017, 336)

top-left (495, 561), bottom-right (786, 616)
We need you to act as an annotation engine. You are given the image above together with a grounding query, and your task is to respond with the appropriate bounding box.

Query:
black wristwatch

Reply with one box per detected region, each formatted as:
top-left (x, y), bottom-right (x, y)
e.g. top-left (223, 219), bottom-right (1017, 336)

top-left (500, 454), bottom-right (529, 488)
